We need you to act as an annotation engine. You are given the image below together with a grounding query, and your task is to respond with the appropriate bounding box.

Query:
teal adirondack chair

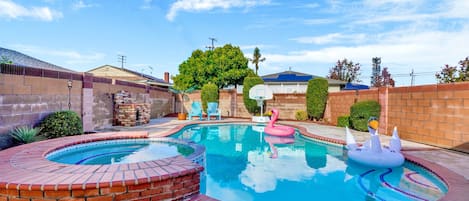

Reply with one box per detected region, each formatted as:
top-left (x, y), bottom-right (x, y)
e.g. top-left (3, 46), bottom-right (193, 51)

top-left (207, 102), bottom-right (221, 120)
top-left (188, 101), bottom-right (203, 120)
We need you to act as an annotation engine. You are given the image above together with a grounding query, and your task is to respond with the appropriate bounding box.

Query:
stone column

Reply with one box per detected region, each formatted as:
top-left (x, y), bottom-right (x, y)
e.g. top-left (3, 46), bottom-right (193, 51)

top-left (378, 86), bottom-right (389, 135)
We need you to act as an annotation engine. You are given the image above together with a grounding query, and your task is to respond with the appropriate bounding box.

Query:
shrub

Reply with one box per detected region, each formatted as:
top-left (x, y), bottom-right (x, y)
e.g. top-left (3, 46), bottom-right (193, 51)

top-left (201, 83), bottom-right (219, 112)
top-left (295, 110), bottom-right (308, 121)
top-left (306, 78), bottom-right (328, 120)
top-left (350, 100), bottom-right (381, 131)
top-left (39, 111), bottom-right (83, 139)
top-left (242, 75), bottom-right (264, 114)
top-left (9, 126), bottom-right (41, 144)
top-left (337, 115), bottom-right (350, 127)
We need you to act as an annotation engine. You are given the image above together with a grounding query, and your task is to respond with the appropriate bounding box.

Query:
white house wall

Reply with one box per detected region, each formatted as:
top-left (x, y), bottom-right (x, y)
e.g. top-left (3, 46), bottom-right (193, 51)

top-left (236, 83), bottom-right (341, 94)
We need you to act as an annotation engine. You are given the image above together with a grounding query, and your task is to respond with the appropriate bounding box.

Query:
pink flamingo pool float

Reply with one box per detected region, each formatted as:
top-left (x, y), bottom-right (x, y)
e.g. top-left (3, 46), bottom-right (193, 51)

top-left (264, 108), bottom-right (295, 137)
top-left (264, 135), bottom-right (295, 158)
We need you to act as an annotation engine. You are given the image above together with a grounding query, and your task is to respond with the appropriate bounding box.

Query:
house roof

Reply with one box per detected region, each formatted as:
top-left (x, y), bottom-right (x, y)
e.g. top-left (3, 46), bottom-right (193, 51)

top-left (87, 65), bottom-right (170, 86)
top-left (343, 83), bottom-right (370, 90)
top-left (261, 70), bottom-right (346, 85)
top-left (0, 47), bottom-right (76, 73)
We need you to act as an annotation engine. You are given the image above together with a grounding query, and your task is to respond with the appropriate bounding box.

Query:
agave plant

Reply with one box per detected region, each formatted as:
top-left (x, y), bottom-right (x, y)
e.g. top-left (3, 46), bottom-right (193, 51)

top-left (9, 126), bottom-right (41, 144)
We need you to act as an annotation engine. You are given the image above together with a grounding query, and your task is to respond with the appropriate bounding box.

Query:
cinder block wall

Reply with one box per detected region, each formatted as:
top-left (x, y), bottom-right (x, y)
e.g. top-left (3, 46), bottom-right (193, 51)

top-left (325, 84), bottom-right (469, 153)
top-left (0, 64), bottom-right (174, 135)
top-left (186, 85), bottom-right (468, 153)
top-left (387, 83), bottom-right (469, 152)
top-left (0, 68), bottom-right (83, 135)
top-left (324, 88), bottom-right (379, 125)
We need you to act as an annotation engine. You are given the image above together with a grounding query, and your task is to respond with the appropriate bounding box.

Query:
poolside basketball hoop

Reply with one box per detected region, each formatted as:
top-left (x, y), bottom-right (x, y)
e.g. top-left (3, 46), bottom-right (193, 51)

top-left (249, 84), bottom-right (273, 123)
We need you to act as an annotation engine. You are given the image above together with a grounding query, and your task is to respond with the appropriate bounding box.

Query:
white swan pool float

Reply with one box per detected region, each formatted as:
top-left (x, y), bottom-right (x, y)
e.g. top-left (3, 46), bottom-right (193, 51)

top-left (346, 126), bottom-right (404, 168)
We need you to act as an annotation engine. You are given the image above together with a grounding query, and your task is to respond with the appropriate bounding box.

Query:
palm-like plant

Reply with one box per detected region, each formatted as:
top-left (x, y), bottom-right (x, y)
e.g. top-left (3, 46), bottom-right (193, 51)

top-left (10, 126), bottom-right (41, 144)
top-left (249, 47), bottom-right (266, 75)
top-left (169, 86), bottom-right (196, 113)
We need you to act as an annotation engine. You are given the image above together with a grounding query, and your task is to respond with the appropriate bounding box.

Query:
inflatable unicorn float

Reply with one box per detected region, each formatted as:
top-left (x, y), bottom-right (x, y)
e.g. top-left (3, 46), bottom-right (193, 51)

top-left (346, 117), bottom-right (404, 168)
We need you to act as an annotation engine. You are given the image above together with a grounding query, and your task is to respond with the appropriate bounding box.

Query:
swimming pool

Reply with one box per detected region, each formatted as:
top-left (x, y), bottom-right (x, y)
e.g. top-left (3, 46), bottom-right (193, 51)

top-left (46, 138), bottom-right (198, 165)
top-left (171, 124), bottom-right (447, 201)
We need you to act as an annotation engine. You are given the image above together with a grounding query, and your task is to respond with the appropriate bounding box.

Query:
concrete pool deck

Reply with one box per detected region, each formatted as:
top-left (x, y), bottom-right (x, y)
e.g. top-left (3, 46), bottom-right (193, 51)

top-left (103, 117), bottom-right (469, 201)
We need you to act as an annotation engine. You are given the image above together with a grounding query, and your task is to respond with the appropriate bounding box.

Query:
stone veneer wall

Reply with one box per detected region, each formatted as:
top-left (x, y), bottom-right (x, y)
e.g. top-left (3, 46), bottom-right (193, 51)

top-left (115, 103), bottom-right (151, 126)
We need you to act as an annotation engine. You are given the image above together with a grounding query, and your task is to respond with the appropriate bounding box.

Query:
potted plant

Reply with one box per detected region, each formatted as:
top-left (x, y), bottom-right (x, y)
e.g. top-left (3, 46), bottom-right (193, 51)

top-left (169, 86), bottom-right (196, 120)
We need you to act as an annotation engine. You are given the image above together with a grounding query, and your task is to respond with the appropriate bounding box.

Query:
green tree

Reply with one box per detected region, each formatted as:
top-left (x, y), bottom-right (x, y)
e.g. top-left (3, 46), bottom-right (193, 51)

top-left (248, 47), bottom-right (266, 75)
top-left (0, 56), bottom-right (13, 64)
top-left (306, 78), bottom-right (328, 120)
top-left (173, 44), bottom-right (253, 89)
top-left (201, 83), bottom-right (219, 112)
top-left (242, 75), bottom-right (264, 114)
top-left (372, 67), bottom-right (395, 87)
top-left (435, 57), bottom-right (469, 83)
top-left (327, 58), bottom-right (361, 82)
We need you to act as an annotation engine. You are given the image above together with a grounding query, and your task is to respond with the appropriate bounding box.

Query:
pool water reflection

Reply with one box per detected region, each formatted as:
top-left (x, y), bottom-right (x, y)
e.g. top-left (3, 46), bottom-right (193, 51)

top-left (171, 124), bottom-right (447, 201)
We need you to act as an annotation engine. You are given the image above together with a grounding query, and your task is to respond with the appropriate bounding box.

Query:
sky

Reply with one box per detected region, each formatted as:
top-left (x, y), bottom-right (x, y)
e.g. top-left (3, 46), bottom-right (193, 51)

top-left (0, 0), bottom-right (468, 86)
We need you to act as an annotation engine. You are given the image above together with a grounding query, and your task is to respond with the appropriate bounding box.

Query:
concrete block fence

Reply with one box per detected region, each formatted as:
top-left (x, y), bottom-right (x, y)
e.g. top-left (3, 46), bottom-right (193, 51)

top-left (1, 63), bottom-right (467, 152)
top-left (0, 64), bottom-right (174, 138)
top-left (187, 83), bottom-right (469, 153)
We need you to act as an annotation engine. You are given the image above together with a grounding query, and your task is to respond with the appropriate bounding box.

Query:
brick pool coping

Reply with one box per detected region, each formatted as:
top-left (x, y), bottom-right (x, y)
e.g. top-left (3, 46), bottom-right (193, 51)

top-left (0, 131), bottom-right (204, 201)
top-left (155, 120), bottom-right (468, 201)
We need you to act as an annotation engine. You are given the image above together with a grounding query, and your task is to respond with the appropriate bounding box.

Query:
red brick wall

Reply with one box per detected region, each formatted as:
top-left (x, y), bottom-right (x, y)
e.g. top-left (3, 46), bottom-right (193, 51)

top-left (0, 173), bottom-right (200, 201)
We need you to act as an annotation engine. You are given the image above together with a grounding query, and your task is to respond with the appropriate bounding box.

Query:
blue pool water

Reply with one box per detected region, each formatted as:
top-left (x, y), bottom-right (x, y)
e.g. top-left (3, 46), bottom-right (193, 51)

top-left (171, 124), bottom-right (447, 201)
top-left (46, 139), bottom-right (194, 165)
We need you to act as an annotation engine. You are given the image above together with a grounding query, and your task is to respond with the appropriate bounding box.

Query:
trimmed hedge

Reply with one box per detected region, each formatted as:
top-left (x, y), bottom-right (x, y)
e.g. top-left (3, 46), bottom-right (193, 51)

top-left (337, 115), bottom-right (350, 127)
top-left (39, 111), bottom-right (83, 139)
top-left (201, 83), bottom-right (219, 112)
top-left (295, 110), bottom-right (308, 121)
top-left (306, 78), bottom-right (329, 120)
top-left (350, 100), bottom-right (381, 131)
top-left (242, 75), bottom-right (264, 114)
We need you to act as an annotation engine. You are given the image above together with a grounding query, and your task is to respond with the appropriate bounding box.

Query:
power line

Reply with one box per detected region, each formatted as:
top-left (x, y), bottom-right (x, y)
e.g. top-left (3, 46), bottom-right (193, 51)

top-left (393, 71), bottom-right (437, 77)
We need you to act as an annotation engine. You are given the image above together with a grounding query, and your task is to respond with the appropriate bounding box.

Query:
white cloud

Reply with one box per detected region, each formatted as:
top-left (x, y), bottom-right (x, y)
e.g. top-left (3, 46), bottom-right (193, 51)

top-left (72, 0), bottom-right (98, 10)
top-left (266, 27), bottom-right (469, 74)
top-left (297, 3), bottom-right (320, 9)
top-left (303, 18), bottom-right (335, 25)
top-left (441, 0), bottom-right (469, 19)
top-left (0, 0), bottom-right (62, 21)
top-left (166, 0), bottom-right (271, 21)
top-left (141, 0), bottom-right (153, 10)
top-left (354, 13), bottom-right (436, 24)
top-left (363, 0), bottom-right (421, 8)
top-left (11, 44), bottom-right (105, 65)
top-left (239, 44), bottom-right (274, 51)
top-left (291, 33), bottom-right (367, 45)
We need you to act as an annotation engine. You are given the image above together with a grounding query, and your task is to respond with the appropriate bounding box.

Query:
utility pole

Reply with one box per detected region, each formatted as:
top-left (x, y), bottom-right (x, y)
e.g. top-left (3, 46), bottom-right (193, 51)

top-left (206, 37), bottom-right (217, 51)
top-left (117, 55), bottom-right (126, 68)
top-left (410, 68), bottom-right (415, 86)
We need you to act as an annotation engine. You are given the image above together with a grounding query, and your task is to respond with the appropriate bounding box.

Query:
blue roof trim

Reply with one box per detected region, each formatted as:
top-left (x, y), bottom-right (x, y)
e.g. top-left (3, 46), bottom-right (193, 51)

top-left (263, 74), bottom-right (314, 82)
top-left (343, 83), bottom-right (370, 90)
